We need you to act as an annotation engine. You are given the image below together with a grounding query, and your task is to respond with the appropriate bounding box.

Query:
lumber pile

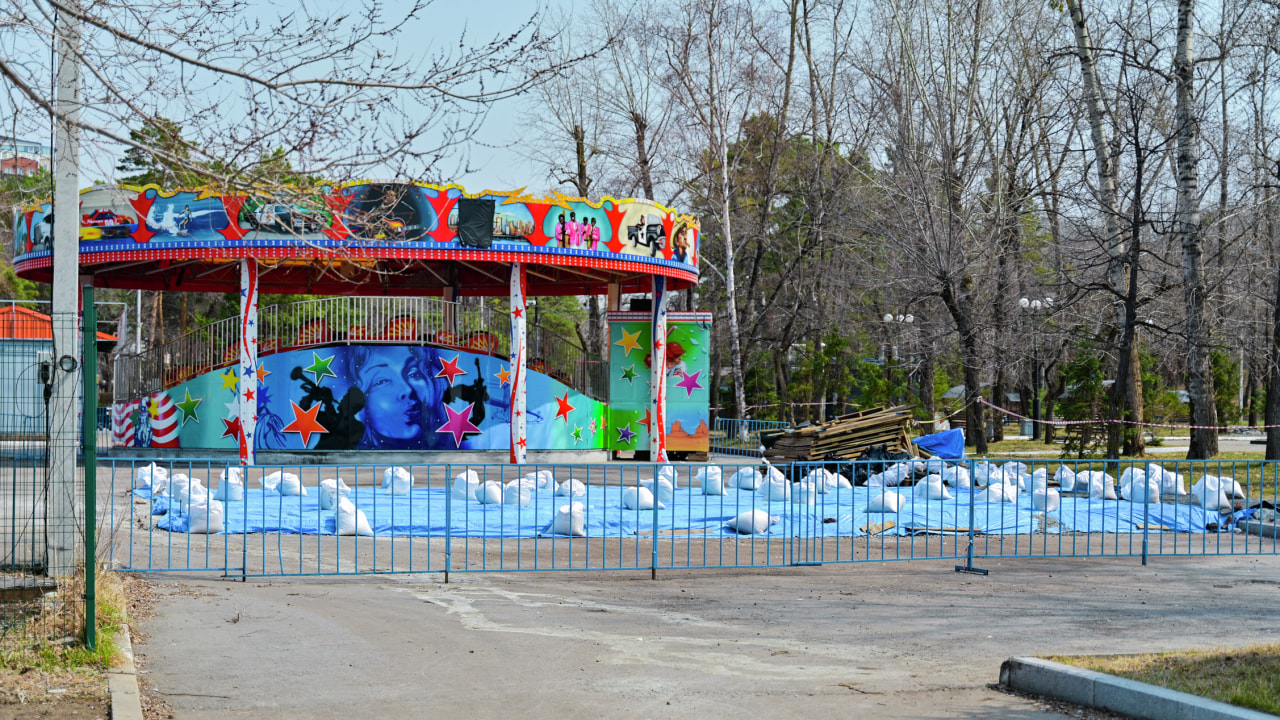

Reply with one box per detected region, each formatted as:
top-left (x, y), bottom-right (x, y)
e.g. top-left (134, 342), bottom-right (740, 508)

top-left (762, 406), bottom-right (917, 461)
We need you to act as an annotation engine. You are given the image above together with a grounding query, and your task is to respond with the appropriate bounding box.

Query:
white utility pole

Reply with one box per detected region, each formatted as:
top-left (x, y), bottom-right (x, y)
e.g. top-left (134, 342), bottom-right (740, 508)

top-left (48, 4), bottom-right (82, 576)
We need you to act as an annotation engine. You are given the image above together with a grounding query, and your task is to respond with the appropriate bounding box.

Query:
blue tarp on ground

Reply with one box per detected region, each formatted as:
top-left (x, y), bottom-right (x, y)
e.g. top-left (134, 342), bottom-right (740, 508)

top-left (137, 484), bottom-right (1227, 538)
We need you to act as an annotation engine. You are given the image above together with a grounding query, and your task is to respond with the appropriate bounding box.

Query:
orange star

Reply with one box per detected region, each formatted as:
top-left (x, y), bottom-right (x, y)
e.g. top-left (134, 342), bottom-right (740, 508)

top-left (256, 365), bottom-right (270, 383)
top-left (282, 401), bottom-right (328, 446)
top-left (495, 366), bottom-right (511, 387)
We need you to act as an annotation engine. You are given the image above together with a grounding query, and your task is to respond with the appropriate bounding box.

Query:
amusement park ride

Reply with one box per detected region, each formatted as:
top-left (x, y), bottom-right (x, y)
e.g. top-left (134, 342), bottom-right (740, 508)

top-left (13, 181), bottom-right (709, 465)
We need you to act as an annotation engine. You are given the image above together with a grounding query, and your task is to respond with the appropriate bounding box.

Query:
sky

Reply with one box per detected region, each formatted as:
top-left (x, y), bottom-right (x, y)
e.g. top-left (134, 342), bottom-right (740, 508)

top-left (7, 0), bottom-right (580, 193)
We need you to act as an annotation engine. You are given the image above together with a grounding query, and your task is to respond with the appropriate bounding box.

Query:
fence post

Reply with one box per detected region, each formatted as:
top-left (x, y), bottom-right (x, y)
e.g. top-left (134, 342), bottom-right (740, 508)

top-left (81, 285), bottom-right (97, 650)
top-left (955, 458), bottom-right (987, 575)
top-left (1141, 459), bottom-right (1150, 566)
top-left (651, 464), bottom-right (659, 580)
top-left (444, 463), bottom-right (452, 584)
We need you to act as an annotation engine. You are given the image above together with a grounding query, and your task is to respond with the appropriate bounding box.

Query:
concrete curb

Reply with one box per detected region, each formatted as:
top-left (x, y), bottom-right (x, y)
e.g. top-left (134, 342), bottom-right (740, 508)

top-left (108, 624), bottom-right (145, 720)
top-left (1000, 656), bottom-right (1276, 720)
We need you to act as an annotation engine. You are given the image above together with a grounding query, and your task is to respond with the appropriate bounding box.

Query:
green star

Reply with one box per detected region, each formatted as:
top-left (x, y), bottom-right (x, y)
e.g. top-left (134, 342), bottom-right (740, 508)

top-left (304, 351), bottom-right (338, 383)
top-left (620, 364), bottom-right (639, 384)
top-left (175, 389), bottom-right (202, 426)
top-left (571, 424), bottom-right (583, 442)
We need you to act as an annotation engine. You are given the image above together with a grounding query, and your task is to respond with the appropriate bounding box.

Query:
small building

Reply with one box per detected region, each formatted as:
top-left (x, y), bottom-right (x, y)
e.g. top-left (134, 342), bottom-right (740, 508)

top-left (0, 304), bottom-right (115, 439)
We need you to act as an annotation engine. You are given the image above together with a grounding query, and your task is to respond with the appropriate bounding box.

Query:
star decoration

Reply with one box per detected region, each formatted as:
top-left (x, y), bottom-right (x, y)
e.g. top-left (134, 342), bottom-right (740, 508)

top-left (554, 392), bottom-right (575, 424)
top-left (620, 364), bottom-right (640, 384)
top-left (304, 352), bottom-right (337, 383)
top-left (243, 388), bottom-right (255, 402)
top-left (675, 370), bottom-right (704, 398)
top-left (148, 398), bottom-right (159, 419)
top-left (242, 363), bottom-right (254, 377)
top-left (653, 338), bottom-right (663, 353)
top-left (588, 419), bottom-right (597, 434)
top-left (220, 369), bottom-right (239, 391)
top-left (495, 366), bottom-right (511, 387)
top-left (617, 425), bottom-right (637, 444)
top-left (638, 408), bottom-right (652, 429)
top-left (282, 401), bottom-right (328, 446)
top-left (436, 355), bottom-right (467, 386)
top-left (517, 436), bottom-right (527, 449)
top-left (436, 402), bottom-right (482, 448)
top-left (571, 425), bottom-right (583, 442)
top-left (512, 306), bottom-right (524, 319)
top-left (256, 365), bottom-right (270, 383)
top-left (615, 329), bottom-right (643, 356)
top-left (220, 416), bottom-right (242, 439)
top-left (175, 390), bottom-right (202, 426)
top-left (223, 399), bottom-right (239, 419)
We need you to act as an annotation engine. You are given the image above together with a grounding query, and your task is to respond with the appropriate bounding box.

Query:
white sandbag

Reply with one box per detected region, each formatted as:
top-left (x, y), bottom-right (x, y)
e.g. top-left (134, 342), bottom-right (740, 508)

top-left (186, 498), bottom-right (224, 534)
top-left (793, 481), bottom-right (818, 505)
top-left (836, 474), bottom-right (853, 489)
top-left (555, 478), bottom-right (586, 497)
top-left (640, 475), bottom-right (675, 505)
top-left (474, 480), bottom-right (504, 504)
top-left (921, 458), bottom-right (949, 475)
top-left (1003, 461), bottom-right (1029, 478)
top-left (1026, 468), bottom-right (1049, 494)
top-left (318, 477), bottom-right (351, 510)
top-left (262, 470), bottom-right (282, 492)
top-left (1191, 475), bottom-right (1244, 512)
top-left (451, 470), bottom-right (480, 499)
top-left (263, 471), bottom-right (305, 495)
top-left (757, 470), bottom-right (791, 501)
top-left (912, 474), bottom-right (952, 501)
top-left (971, 462), bottom-right (999, 488)
top-left (502, 481), bottom-right (532, 507)
top-left (135, 462), bottom-right (169, 490)
top-left (803, 469), bottom-right (838, 494)
top-left (1119, 467), bottom-right (1145, 489)
top-left (866, 491), bottom-right (905, 513)
top-left (335, 497), bottom-right (373, 536)
top-left (1077, 471), bottom-right (1119, 500)
top-left (729, 467), bottom-right (762, 490)
top-left (941, 465), bottom-right (972, 489)
top-left (881, 462), bottom-right (915, 486)
top-left (1054, 466), bottom-right (1078, 491)
top-left (656, 465), bottom-right (680, 488)
top-left (622, 486), bottom-right (656, 510)
top-left (1147, 465), bottom-right (1187, 496)
top-left (509, 476), bottom-right (541, 493)
top-left (549, 502), bottom-right (587, 536)
top-left (696, 467), bottom-right (724, 495)
top-left (1122, 475), bottom-right (1162, 504)
top-left (726, 509), bottom-right (775, 534)
top-left (171, 474), bottom-right (208, 513)
top-left (1032, 488), bottom-right (1060, 512)
top-left (976, 483), bottom-right (1018, 504)
top-left (523, 470), bottom-right (555, 490)
top-left (383, 467), bottom-right (412, 496)
top-left (213, 468), bottom-right (244, 502)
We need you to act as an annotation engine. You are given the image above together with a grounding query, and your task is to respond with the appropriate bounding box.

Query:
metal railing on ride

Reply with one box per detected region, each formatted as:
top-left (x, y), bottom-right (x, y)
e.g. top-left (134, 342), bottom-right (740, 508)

top-left (103, 456), bottom-right (1280, 579)
top-left (710, 418), bottom-right (793, 455)
top-left (112, 295), bottom-right (607, 405)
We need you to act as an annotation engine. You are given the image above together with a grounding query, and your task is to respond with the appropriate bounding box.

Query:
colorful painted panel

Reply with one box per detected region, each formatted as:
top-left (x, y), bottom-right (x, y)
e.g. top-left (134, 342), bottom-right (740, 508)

top-left (15, 183), bottom-right (699, 277)
top-left (607, 312), bottom-right (711, 455)
top-left (112, 344), bottom-right (606, 452)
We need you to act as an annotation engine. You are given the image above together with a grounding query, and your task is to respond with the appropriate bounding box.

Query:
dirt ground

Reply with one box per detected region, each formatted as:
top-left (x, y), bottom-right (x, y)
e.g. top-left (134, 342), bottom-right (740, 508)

top-left (126, 553), bottom-right (1280, 720)
top-left (0, 669), bottom-right (108, 720)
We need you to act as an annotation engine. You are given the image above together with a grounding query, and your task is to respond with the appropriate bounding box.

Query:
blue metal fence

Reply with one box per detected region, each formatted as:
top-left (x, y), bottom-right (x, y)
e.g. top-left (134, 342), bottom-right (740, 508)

top-left (710, 417), bottom-right (792, 456)
top-left (103, 456), bottom-right (1280, 579)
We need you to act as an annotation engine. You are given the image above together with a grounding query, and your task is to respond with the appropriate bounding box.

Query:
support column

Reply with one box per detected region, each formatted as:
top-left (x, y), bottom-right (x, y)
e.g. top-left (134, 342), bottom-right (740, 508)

top-left (442, 286), bottom-right (456, 336)
top-left (47, 5), bottom-right (82, 577)
top-left (509, 264), bottom-right (528, 463)
top-left (650, 276), bottom-right (670, 462)
top-left (607, 282), bottom-right (621, 312)
top-left (239, 259), bottom-right (259, 466)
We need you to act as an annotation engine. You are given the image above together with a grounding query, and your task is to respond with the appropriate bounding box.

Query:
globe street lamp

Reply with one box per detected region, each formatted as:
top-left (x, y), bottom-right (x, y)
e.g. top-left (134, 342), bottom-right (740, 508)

top-left (1018, 295), bottom-right (1049, 438)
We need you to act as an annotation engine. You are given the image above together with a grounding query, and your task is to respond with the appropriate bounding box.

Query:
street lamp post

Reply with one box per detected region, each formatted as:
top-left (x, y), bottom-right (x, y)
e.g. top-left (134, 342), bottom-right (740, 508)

top-left (883, 313), bottom-right (914, 404)
top-left (1019, 297), bottom-right (1052, 440)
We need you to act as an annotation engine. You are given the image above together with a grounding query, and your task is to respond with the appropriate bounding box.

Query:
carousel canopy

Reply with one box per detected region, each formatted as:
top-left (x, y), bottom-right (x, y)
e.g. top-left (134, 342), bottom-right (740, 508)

top-left (13, 181), bottom-right (700, 297)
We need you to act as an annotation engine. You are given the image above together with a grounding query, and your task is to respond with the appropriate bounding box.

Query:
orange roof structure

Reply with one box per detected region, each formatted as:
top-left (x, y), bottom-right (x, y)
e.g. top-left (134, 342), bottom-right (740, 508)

top-left (0, 305), bottom-right (117, 341)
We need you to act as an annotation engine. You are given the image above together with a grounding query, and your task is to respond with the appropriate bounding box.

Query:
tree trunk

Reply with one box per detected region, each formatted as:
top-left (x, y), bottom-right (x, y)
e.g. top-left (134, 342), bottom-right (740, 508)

top-left (942, 279), bottom-right (986, 454)
top-left (631, 111), bottom-right (655, 200)
top-left (1173, 0), bottom-right (1218, 459)
top-left (1267, 251), bottom-right (1280, 460)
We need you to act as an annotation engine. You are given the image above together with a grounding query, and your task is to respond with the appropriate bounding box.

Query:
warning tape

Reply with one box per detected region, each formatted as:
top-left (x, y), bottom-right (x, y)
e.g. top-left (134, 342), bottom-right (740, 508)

top-left (978, 397), bottom-right (1280, 431)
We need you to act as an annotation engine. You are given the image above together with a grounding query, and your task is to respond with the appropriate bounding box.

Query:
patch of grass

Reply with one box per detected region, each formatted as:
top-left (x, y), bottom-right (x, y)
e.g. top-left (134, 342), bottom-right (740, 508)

top-left (0, 566), bottom-right (128, 673)
top-left (1053, 644), bottom-right (1280, 715)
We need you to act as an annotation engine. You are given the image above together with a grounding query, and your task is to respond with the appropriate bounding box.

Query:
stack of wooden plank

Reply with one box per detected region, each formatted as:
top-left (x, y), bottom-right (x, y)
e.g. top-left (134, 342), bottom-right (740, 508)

top-left (762, 406), bottom-right (917, 461)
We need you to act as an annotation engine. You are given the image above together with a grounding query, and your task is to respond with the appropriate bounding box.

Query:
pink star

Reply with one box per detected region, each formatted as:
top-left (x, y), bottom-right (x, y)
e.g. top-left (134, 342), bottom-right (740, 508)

top-left (675, 370), bottom-right (704, 398)
top-left (436, 403), bottom-right (481, 448)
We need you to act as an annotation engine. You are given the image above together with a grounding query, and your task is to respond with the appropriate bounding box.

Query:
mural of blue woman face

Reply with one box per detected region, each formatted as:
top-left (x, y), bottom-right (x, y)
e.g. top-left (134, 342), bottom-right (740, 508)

top-left (347, 346), bottom-right (447, 448)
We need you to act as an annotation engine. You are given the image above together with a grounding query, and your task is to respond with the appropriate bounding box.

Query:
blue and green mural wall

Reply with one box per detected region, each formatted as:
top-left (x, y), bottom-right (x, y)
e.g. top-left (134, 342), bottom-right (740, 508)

top-left (606, 311), bottom-right (712, 454)
top-left (115, 344), bottom-right (607, 452)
